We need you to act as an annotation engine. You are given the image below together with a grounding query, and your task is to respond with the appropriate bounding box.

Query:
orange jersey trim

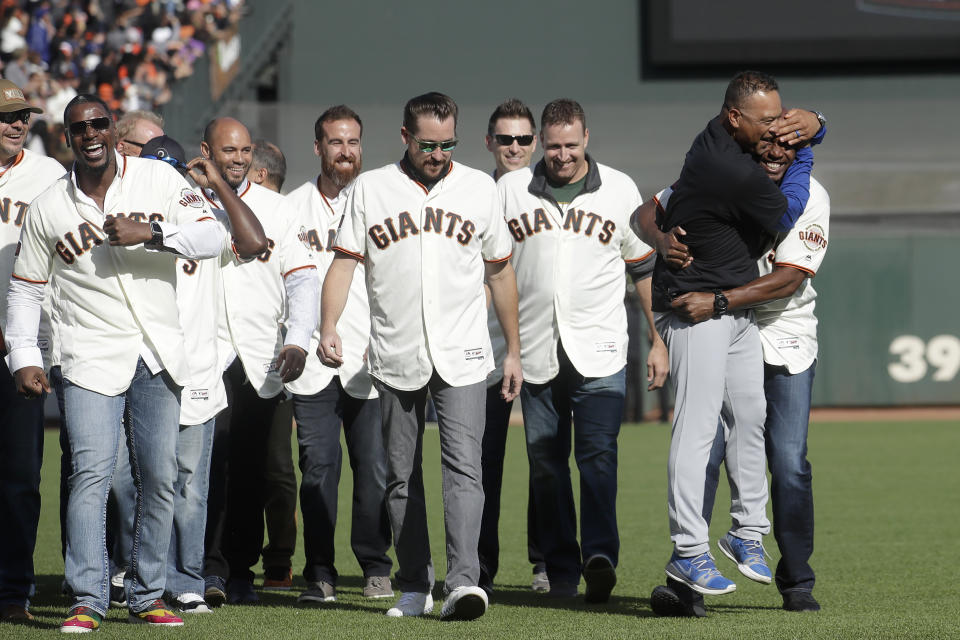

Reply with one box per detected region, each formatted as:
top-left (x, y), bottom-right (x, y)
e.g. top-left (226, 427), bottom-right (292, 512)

top-left (483, 252), bottom-right (513, 264)
top-left (624, 248), bottom-right (656, 263)
top-left (195, 216), bottom-right (215, 222)
top-left (774, 261), bottom-right (816, 277)
top-left (11, 273), bottom-right (48, 285)
top-left (283, 264), bottom-right (317, 278)
top-left (332, 246), bottom-right (365, 263)
top-left (0, 150), bottom-right (25, 179)
top-left (238, 182), bottom-right (252, 198)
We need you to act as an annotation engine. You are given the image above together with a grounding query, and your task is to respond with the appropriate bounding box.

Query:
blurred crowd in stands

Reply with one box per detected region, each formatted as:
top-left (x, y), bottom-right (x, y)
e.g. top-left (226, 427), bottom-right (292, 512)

top-left (0, 0), bottom-right (244, 165)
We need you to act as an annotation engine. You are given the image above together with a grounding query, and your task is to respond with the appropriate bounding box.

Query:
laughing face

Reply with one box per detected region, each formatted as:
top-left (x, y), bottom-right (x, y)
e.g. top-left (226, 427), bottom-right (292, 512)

top-left (66, 102), bottom-right (116, 176)
top-left (753, 137), bottom-right (797, 184)
top-left (317, 118), bottom-right (362, 189)
top-left (0, 110), bottom-right (30, 163)
top-left (201, 118), bottom-right (253, 190)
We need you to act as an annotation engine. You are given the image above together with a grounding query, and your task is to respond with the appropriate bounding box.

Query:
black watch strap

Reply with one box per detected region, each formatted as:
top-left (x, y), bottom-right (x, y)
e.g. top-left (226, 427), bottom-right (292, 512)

top-left (713, 291), bottom-right (728, 318)
top-left (148, 221), bottom-right (163, 246)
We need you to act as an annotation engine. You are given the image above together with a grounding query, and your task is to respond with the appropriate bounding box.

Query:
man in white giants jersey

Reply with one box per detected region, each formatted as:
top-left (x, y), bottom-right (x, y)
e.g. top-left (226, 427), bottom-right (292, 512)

top-left (5, 94), bottom-right (229, 632)
top-left (198, 118), bottom-right (318, 607)
top-left (496, 98), bottom-right (663, 604)
top-left (284, 105), bottom-right (393, 604)
top-left (478, 98), bottom-right (548, 595)
top-left (0, 79), bottom-right (65, 624)
top-left (649, 136), bottom-right (829, 616)
top-left (319, 92), bottom-right (522, 621)
top-left (135, 134), bottom-right (268, 614)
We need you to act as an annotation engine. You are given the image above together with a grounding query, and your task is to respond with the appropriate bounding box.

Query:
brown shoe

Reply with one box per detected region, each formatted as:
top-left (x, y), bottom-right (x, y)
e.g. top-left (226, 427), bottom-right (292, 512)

top-left (1, 604), bottom-right (35, 623)
top-left (262, 567), bottom-right (293, 591)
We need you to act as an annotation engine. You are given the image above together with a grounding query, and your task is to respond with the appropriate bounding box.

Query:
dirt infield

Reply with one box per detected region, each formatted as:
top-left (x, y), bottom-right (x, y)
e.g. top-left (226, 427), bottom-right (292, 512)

top-left (809, 406), bottom-right (960, 422)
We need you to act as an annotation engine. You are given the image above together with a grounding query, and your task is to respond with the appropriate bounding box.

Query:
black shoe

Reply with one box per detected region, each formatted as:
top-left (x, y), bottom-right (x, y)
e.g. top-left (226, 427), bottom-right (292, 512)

top-left (782, 590), bottom-right (820, 612)
top-left (227, 579), bottom-right (259, 605)
top-left (583, 554), bottom-right (617, 604)
top-left (650, 579), bottom-right (706, 618)
top-left (204, 575), bottom-right (227, 608)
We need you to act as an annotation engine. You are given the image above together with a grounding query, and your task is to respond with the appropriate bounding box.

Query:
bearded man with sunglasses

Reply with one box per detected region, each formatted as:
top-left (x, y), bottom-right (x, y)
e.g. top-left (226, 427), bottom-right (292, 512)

top-left (4, 94), bottom-right (231, 632)
top-left (0, 78), bottom-right (66, 624)
top-left (319, 92), bottom-right (522, 621)
top-left (496, 98), bottom-right (663, 604)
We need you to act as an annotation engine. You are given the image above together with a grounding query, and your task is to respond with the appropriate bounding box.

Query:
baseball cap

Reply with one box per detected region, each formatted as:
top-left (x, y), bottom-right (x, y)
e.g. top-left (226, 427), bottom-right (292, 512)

top-left (0, 79), bottom-right (43, 114)
top-left (140, 135), bottom-right (189, 174)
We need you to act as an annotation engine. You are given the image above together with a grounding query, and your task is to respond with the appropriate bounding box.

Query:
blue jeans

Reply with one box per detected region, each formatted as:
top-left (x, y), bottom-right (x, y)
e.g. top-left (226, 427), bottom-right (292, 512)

top-left (706, 360), bottom-right (816, 594)
top-left (520, 343), bottom-right (625, 585)
top-left (293, 378), bottom-right (392, 584)
top-left (478, 382), bottom-right (544, 591)
top-left (764, 361), bottom-right (816, 594)
top-left (167, 418), bottom-right (216, 597)
top-left (0, 359), bottom-right (44, 608)
top-left (62, 358), bottom-right (181, 615)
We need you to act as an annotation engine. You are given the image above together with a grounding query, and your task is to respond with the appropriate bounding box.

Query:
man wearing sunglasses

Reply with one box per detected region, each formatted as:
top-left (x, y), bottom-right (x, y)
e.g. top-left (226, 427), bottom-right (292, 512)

top-left (115, 110), bottom-right (164, 158)
top-left (496, 98), bottom-right (662, 604)
top-left (4, 94), bottom-right (234, 632)
top-left (478, 98), bottom-right (549, 596)
top-left (319, 92), bottom-right (521, 621)
top-left (0, 78), bottom-right (66, 624)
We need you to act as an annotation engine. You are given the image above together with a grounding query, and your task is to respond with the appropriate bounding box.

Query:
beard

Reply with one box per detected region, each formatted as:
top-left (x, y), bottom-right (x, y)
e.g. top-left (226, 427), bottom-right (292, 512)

top-left (321, 153), bottom-right (361, 188)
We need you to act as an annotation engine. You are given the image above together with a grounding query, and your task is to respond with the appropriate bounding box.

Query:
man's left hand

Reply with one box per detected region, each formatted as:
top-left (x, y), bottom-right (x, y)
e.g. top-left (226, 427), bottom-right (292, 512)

top-left (500, 353), bottom-right (523, 403)
top-left (670, 291), bottom-right (715, 324)
top-left (772, 109), bottom-right (821, 146)
top-left (276, 345), bottom-right (307, 383)
top-left (103, 216), bottom-right (151, 246)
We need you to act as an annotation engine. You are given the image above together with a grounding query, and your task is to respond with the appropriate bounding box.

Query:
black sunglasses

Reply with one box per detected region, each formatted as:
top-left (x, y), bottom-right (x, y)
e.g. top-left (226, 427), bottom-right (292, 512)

top-left (143, 154), bottom-right (189, 173)
top-left (0, 110), bottom-right (31, 125)
top-left (494, 134), bottom-right (534, 147)
top-left (68, 117), bottom-right (112, 136)
top-left (409, 131), bottom-right (458, 153)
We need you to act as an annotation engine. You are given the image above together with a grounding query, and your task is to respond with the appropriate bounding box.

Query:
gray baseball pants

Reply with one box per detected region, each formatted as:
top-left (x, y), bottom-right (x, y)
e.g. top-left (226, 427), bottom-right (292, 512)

top-left (375, 372), bottom-right (486, 594)
top-left (655, 309), bottom-right (770, 557)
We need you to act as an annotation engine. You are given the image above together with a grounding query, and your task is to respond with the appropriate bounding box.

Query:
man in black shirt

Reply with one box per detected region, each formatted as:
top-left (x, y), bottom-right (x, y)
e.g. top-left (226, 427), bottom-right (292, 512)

top-left (641, 71), bottom-right (816, 597)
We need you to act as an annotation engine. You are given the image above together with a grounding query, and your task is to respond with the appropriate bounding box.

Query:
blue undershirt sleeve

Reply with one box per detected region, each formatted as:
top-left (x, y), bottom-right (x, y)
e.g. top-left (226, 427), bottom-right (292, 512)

top-left (775, 146), bottom-right (813, 232)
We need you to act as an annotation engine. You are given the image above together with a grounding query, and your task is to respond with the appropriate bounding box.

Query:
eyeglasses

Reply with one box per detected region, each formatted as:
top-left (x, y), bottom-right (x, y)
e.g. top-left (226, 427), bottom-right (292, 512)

top-left (494, 134), bottom-right (534, 147)
top-left (68, 117), bottom-right (111, 136)
top-left (408, 132), bottom-right (457, 153)
top-left (142, 154), bottom-right (189, 173)
top-left (0, 110), bottom-right (30, 126)
top-left (123, 139), bottom-right (146, 149)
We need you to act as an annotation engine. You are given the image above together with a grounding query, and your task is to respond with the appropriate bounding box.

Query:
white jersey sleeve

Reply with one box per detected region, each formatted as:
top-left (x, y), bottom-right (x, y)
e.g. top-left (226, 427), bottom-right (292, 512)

top-left (769, 179), bottom-right (830, 277)
top-left (333, 183), bottom-right (367, 261)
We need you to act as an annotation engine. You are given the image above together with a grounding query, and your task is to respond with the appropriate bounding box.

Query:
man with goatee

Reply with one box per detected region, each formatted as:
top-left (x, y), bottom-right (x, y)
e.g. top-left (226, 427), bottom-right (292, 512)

top-left (283, 105), bottom-right (394, 604)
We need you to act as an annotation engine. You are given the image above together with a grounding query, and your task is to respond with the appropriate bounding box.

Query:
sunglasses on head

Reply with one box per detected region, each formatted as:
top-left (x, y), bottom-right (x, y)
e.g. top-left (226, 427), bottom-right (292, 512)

top-left (123, 139), bottom-right (146, 149)
top-left (409, 132), bottom-right (457, 153)
top-left (0, 110), bottom-right (31, 125)
top-left (142, 154), bottom-right (189, 173)
top-left (68, 117), bottom-right (111, 136)
top-left (494, 134), bottom-right (534, 147)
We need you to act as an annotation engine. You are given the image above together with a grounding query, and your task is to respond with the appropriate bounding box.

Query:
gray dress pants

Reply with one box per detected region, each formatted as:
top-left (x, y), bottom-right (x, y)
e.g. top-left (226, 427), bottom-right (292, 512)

top-left (656, 310), bottom-right (770, 557)
top-left (375, 371), bottom-right (486, 594)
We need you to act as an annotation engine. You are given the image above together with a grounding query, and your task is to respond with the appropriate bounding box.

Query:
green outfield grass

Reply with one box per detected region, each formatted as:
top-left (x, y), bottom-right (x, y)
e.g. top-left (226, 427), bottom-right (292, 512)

top-left (6, 419), bottom-right (959, 639)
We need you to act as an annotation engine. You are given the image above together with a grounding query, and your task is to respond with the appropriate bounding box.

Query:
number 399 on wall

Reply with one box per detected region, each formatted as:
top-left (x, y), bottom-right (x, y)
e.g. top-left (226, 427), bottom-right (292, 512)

top-left (888, 335), bottom-right (960, 383)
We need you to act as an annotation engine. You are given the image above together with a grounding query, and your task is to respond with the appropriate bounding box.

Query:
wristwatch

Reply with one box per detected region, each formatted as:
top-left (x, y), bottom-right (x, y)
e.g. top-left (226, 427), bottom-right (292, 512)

top-left (713, 291), bottom-right (728, 318)
top-left (813, 110), bottom-right (826, 131)
top-left (147, 221), bottom-right (164, 246)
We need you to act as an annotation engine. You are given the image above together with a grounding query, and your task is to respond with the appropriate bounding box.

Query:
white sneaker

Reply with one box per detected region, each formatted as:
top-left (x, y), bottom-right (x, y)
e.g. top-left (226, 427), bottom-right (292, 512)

top-left (386, 591), bottom-right (434, 617)
top-left (439, 586), bottom-right (488, 621)
top-left (174, 592), bottom-right (212, 614)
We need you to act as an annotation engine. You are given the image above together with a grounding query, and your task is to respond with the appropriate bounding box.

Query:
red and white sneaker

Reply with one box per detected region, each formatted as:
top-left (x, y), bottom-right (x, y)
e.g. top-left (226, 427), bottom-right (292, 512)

top-left (60, 606), bottom-right (103, 634)
top-left (128, 600), bottom-right (184, 626)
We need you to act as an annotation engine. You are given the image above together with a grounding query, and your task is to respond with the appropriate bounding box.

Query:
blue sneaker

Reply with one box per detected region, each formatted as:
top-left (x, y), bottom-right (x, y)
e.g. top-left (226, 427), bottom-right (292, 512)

top-left (718, 534), bottom-right (772, 584)
top-left (665, 551), bottom-right (736, 595)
